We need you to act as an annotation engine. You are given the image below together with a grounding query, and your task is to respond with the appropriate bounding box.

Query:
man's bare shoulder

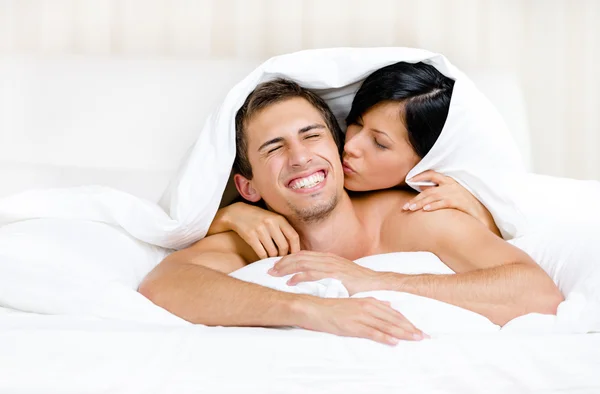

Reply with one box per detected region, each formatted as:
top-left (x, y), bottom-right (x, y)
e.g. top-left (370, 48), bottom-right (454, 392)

top-left (177, 231), bottom-right (260, 266)
top-left (384, 202), bottom-right (468, 230)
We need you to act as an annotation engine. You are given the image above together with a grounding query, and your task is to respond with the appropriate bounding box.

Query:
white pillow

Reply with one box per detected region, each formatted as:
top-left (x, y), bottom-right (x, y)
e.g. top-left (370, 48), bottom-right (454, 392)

top-left (0, 218), bottom-right (186, 325)
top-left (230, 257), bottom-right (349, 298)
top-left (504, 173), bottom-right (600, 332)
top-left (230, 252), bottom-right (500, 335)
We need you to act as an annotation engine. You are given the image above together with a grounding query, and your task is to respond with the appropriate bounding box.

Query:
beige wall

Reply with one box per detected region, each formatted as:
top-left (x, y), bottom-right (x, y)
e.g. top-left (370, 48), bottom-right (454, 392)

top-left (1, 0), bottom-right (599, 179)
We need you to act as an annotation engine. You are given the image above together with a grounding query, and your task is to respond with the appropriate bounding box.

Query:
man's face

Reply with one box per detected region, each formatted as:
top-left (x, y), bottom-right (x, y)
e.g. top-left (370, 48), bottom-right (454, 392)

top-left (243, 97), bottom-right (344, 223)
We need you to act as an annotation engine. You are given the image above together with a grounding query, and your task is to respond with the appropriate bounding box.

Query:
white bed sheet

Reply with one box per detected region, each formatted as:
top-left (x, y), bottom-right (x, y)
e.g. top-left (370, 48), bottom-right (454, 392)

top-left (1, 312), bottom-right (599, 394)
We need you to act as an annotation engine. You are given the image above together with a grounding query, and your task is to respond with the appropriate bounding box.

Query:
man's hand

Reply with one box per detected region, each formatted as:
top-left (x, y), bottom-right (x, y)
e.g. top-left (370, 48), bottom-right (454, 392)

top-left (269, 251), bottom-right (383, 295)
top-left (297, 296), bottom-right (427, 345)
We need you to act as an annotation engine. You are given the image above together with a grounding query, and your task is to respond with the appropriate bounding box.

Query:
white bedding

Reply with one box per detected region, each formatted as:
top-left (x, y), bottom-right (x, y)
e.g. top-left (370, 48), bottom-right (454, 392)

top-left (1, 313), bottom-right (599, 394)
top-left (1, 49), bottom-right (600, 392)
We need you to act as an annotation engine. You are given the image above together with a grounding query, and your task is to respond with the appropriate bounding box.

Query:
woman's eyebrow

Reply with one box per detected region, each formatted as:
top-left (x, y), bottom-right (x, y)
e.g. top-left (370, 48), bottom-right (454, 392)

top-left (370, 128), bottom-right (391, 138)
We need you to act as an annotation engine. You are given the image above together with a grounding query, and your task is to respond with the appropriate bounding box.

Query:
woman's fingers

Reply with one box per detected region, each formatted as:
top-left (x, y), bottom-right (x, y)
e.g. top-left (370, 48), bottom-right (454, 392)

top-left (407, 170), bottom-right (435, 183)
top-left (279, 221), bottom-right (301, 254)
top-left (266, 220), bottom-right (290, 256)
top-left (403, 189), bottom-right (437, 211)
top-left (416, 195), bottom-right (447, 211)
top-left (244, 235), bottom-right (269, 260)
top-left (256, 227), bottom-right (279, 258)
top-left (422, 200), bottom-right (451, 212)
top-left (409, 170), bottom-right (454, 186)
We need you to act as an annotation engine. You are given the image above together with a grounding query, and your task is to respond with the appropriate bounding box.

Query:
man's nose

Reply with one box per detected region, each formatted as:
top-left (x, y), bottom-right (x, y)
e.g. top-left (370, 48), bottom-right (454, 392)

top-left (288, 142), bottom-right (312, 167)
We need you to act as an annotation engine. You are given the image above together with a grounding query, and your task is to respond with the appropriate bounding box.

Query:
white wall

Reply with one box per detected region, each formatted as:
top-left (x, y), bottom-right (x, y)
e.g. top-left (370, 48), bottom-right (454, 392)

top-left (1, 0), bottom-right (598, 179)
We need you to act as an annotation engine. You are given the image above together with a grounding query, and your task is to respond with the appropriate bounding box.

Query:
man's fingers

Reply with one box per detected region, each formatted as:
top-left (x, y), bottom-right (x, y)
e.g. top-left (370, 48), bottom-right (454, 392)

top-left (360, 327), bottom-right (399, 346)
top-left (287, 271), bottom-right (329, 285)
top-left (369, 318), bottom-right (423, 343)
top-left (269, 254), bottom-right (303, 276)
top-left (271, 252), bottom-right (330, 274)
top-left (272, 259), bottom-right (332, 277)
top-left (359, 298), bottom-right (424, 340)
top-left (370, 300), bottom-right (421, 335)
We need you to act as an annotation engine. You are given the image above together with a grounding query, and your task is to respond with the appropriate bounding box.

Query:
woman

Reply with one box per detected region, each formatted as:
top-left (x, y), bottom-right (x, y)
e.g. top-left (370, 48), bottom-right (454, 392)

top-left (208, 61), bottom-right (500, 259)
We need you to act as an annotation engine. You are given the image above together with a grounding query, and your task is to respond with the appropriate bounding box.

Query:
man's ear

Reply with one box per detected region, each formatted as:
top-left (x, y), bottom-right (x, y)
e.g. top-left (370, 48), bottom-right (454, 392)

top-left (234, 174), bottom-right (261, 203)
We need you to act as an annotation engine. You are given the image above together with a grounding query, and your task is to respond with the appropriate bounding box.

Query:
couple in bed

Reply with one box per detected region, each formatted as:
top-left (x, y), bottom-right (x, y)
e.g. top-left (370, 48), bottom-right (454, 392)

top-left (139, 62), bottom-right (563, 345)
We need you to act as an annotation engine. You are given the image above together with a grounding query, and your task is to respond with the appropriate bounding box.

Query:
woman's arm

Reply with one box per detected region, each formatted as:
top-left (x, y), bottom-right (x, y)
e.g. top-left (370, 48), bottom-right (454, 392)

top-left (207, 202), bottom-right (301, 259)
top-left (206, 204), bottom-right (236, 236)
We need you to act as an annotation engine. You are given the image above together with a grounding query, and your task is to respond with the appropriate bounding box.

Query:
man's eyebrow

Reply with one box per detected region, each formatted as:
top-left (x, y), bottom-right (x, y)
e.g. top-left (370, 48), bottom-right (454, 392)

top-left (257, 124), bottom-right (326, 152)
top-left (299, 123), bottom-right (326, 134)
top-left (258, 137), bottom-right (284, 152)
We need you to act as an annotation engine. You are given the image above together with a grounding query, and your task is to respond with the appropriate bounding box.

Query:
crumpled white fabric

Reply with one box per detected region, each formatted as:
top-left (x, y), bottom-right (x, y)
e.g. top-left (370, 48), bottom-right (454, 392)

top-left (230, 253), bottom-right (595, 335)
top-left (0, 47), bottom-right (598, 332)
top-left (0, 47), bottom-right (526, 249)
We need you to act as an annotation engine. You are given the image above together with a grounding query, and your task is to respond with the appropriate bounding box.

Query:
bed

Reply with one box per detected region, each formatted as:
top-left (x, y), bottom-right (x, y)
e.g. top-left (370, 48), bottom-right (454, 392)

top-left (0, 55), bottom-right (598, 394)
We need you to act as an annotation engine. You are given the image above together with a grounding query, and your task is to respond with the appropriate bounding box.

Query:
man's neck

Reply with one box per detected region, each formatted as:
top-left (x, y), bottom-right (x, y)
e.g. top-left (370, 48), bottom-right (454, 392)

top-left (290, 193), bottom-right (373, 260)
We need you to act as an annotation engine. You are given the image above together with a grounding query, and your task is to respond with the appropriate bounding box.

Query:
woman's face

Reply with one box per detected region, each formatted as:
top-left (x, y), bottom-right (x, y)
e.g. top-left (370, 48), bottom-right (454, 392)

top-left (342, 101), bottom-right (421, 192)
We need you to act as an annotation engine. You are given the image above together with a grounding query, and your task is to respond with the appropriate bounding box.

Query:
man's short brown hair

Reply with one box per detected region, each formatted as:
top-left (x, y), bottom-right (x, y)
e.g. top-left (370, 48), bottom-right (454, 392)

top-left (233, 78), bottom-right (344, 179)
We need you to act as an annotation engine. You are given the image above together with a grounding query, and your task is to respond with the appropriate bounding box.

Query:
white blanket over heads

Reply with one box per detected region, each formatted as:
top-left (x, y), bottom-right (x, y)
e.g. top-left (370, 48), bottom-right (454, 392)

top-left (160, 47), bottom-right (528, 245)
top-left (0, 47), bottom-right (599, 331)
top-left (0, 47), bottom-right (526, 249)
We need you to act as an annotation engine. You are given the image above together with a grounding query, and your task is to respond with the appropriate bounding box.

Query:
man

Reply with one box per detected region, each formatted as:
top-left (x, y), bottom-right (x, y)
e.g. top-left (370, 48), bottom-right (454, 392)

top-left (139, 79), bottom-right (563, 345)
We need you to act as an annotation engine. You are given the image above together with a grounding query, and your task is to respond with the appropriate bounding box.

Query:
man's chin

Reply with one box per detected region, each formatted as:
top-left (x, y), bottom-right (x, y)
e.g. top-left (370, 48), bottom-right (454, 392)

top-left (287, 195), bottom-right (339, 224)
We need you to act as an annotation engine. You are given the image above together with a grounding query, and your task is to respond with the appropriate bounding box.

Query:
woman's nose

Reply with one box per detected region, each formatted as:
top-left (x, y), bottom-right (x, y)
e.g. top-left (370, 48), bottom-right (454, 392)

top-left (344, 132), bottom-right (362, 158)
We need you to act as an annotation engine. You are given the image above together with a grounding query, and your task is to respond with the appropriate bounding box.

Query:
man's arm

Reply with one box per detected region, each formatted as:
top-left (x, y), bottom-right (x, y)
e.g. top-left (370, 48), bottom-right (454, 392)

top-left (138, 232), bottom-right (425, 343)
top-left (380, 209), bottom-right (564, 326)
top-left (139, 232), bottom-right (301, 326)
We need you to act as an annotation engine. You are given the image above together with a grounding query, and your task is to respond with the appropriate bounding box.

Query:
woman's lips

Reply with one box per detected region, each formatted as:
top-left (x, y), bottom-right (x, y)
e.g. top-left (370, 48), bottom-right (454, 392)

top-left (342, 161), bottom-right (356, 174)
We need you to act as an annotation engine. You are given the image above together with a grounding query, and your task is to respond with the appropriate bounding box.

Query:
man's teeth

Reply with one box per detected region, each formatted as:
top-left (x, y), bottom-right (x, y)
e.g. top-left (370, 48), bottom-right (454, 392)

top-left (290, 171), bottom-right (325, 190)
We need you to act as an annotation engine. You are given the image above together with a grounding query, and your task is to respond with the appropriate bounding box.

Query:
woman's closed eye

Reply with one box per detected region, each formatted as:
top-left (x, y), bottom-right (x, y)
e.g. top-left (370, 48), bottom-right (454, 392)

top-left (373, 138), bottom-right (388, 150)
top-left (305, 134), bottom-right (321, 140)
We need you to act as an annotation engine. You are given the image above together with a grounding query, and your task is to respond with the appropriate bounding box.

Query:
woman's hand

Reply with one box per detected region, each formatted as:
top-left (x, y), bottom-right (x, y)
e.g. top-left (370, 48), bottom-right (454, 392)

top-left (207, 202), bottom-right (301, 259)
top-left (404, 170), bottom-right (501, 236)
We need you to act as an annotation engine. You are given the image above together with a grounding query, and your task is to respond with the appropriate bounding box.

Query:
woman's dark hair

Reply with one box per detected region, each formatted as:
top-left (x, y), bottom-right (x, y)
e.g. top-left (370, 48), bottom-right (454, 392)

top-left (345, 61), bottom-right (454, 158)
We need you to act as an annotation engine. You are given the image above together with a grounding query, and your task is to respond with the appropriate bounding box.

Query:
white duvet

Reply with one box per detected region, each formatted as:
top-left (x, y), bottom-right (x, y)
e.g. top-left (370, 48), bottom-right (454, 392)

top-left (1, 312), bottom-right (599, 394)
top-left (1, 47), bottom-right (599, 329)
top-left (1, 47), bottom-right (600, 392)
